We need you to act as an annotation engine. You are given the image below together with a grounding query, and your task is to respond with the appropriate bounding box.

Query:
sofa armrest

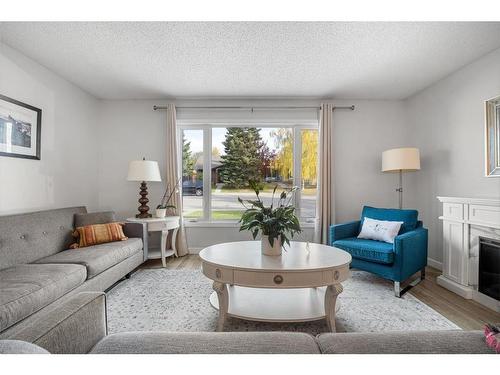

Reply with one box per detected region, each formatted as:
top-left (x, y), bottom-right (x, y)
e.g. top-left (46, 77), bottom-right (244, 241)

top-left (329, 221), bottom-right (360, 245)
top-left (10, 292), bottom-right (107, 354)
top-left (123, 222), bottom-right (148, 261)
top-left (393, 227), bottom-right (428, 280)
top-left (0, 340), bottom-right (50, 354)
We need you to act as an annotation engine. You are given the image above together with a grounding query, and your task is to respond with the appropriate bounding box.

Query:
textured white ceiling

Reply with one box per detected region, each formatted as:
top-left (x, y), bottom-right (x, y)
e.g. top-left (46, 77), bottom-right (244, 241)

top-left (1, 22), bottom-right (500, 100)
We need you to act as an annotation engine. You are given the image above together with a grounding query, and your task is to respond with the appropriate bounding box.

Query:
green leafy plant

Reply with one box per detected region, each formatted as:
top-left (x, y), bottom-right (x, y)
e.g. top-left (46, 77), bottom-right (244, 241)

top-left (238, 183), bottom-right (302, 248)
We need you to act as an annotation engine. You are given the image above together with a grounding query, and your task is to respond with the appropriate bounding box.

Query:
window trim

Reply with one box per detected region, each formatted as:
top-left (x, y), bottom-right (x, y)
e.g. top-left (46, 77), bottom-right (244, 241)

top-left (178, 122), bottom-right (318, 224)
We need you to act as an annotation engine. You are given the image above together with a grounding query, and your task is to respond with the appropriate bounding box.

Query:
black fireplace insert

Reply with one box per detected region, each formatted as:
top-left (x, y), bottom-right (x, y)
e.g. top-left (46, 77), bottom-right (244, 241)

top-left (479, 237), bottom-right (500, 301)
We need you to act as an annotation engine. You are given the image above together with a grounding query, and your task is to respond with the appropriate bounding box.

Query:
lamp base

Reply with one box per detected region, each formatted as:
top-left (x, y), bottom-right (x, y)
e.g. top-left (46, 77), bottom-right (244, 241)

top-left (136, 181), bottom-right (152, 218)
top-left (135, 213), bottom-right (152, 219)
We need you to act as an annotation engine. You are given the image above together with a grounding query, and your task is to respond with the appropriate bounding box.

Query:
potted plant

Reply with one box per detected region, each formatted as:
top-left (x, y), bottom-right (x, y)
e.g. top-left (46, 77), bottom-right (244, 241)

top-left (156, 178), bottom-right (181, 218)
top-left (238, 184), bottom-right (301, 256)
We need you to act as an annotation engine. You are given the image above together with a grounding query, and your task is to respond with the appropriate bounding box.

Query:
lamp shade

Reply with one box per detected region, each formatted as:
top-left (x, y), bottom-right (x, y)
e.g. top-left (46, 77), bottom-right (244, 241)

top-left (382, 148), bottom-right (421, 172)
top-left (127, 160), bottom-right (161, 182)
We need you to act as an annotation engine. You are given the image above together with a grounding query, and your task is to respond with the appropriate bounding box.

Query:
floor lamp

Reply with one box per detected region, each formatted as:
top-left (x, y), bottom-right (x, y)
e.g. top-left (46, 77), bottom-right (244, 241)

top-left (382, 148), bottom-right (421, 209)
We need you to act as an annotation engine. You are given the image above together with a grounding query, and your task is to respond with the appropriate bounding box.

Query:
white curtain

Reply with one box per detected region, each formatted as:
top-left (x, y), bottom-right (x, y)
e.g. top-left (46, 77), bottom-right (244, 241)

top-left (314, 103), bottom-right (335, 244)
top-left (165, 103), bottom-right (189, 256)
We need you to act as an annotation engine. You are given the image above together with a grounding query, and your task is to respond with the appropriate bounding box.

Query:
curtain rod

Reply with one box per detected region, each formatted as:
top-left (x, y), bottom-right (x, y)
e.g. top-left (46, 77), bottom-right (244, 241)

top-left (152, 105), bottom-right (355, 111)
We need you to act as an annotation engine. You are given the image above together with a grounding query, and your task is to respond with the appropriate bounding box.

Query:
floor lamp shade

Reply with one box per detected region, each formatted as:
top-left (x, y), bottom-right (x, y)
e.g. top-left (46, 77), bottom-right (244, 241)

top-left (381, 148), bottom-right (420, 209)
top-left (127, 160), bottom-right (161, 218)
top-left (382, 148), bottom-right (421, 172)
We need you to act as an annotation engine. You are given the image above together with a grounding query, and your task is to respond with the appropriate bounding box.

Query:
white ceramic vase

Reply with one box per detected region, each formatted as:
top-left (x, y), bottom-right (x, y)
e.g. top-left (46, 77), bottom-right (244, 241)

top-left (155, 208), bottom-right (167, 218)
top-left (261, 235), bottom-right (282, 256)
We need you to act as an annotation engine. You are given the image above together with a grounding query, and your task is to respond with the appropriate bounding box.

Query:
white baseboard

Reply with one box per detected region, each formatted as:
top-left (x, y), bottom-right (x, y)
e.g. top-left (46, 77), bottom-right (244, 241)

top-left (436, 275), bottom-right (473, 299)
top-left (427, 257), bottom-right (442, 271)
top-left (188, 247), bottom-right (202, 254)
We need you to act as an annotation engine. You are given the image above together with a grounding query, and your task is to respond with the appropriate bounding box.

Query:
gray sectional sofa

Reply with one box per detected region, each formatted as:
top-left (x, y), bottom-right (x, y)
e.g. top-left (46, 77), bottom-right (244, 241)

top-left (0, 292), bottom-right (494, 354)
top-left (0, 207), bottom-right (147, 340)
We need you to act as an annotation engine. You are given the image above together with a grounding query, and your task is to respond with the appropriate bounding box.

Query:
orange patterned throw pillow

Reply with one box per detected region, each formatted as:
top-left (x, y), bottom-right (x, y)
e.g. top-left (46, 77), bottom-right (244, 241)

top-left (71, 222), bottom-right (128, 248)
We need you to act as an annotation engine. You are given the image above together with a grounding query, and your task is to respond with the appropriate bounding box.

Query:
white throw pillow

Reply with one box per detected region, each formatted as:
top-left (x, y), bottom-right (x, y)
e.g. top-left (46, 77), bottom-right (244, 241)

top-left (357, 217), bottom-right (404, 244)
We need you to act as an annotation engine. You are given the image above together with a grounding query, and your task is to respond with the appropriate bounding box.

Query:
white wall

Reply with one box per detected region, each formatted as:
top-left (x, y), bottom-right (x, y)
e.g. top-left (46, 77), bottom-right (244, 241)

top-left (332, 100), bottom-right (410, 223)
top-left (0, 42), bottom-right (100, 214)
top-left (97, 98), bottom-right (408, 250)
top-left (405, 47), bottom-right (500, 265)
top-left (97, 99), bottom-right (166, 217)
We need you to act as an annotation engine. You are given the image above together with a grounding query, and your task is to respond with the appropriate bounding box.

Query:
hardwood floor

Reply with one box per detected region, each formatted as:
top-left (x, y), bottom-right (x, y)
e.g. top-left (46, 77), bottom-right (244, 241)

top-left (142, 255), bottom-right (500, 330)
top-left (408, 267), bottom-right (500, 330)
top-left (142, 254), bottom-right (201, 270)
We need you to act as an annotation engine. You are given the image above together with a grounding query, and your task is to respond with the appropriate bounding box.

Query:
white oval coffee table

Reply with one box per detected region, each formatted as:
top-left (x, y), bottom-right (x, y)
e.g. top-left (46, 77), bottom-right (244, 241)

top-left (199, 241), bottom-right (352, 332)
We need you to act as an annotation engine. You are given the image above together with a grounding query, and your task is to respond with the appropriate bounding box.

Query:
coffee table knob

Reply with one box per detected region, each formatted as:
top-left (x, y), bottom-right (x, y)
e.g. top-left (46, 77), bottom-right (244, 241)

top-left (273, 275), bottom-right (284, 284)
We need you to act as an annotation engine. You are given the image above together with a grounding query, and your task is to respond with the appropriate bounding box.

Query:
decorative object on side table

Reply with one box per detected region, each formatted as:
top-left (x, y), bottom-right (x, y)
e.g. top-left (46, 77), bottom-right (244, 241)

top-left (156, 177), bottom-right (182, 218)
top-left (127, 158), bottom-right (161, 218)
top-left (0, 94), bottom-right (42, 160)
top-left (238, 184), bottom-right (301, 256)
top-left (381, 147), bottom-right (420, 208)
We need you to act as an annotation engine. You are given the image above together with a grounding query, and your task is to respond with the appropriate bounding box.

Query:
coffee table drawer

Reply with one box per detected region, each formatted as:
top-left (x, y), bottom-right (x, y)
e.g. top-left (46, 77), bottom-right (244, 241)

top-left (202, 263), bottom-right (234, 284)
top-left (233, 270), bottom-right (325, 288)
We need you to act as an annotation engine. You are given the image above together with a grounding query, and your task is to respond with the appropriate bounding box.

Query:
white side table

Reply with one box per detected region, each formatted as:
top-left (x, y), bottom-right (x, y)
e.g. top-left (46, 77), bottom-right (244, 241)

top-left (126, 216), bottom-right (180, 267)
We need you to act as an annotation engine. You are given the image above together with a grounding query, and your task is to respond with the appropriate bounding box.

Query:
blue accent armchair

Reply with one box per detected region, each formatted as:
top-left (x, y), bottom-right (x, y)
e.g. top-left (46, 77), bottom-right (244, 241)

top-left (330, 206), bottom-right (428, 297)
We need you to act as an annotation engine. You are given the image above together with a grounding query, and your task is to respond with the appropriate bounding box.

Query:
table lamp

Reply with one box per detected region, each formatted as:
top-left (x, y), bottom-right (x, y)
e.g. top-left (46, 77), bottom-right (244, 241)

top-left (127, 158), bottom-right (161, 218)
top-left (382, 148), bottom-right (420, 209)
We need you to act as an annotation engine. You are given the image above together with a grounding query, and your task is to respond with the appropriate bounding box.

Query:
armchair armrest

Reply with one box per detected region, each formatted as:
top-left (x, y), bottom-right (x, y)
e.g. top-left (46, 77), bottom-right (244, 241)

top-left (393, 227), bottom-right (428, 281)
top-left (329, 220), bottom-right (361, 245)
top-left (123, 222), bottom-right (148, 261)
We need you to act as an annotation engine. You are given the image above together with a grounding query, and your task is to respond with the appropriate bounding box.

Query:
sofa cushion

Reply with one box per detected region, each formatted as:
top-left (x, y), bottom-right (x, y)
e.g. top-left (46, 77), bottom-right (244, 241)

top-left (358, 217), bottom-right (403, 244)
top-left (0, 264), bottom-right (87, 332)
top-left (90, 332), bottom-right (320, 354)
top-left (333, 237), bottom-right (394, 264)
top-left (0, 206), bottom-right (86, 270)
top-left (361, 206), bottom-right (418, 234)
top-left (34, 238), bottom-right (142, 279)
top-left (72, 222), bottom-right (128, 248)
top-left (317, 330), bottom-right (494, 354)
top-left (74, 211), bottom-right (116, 228)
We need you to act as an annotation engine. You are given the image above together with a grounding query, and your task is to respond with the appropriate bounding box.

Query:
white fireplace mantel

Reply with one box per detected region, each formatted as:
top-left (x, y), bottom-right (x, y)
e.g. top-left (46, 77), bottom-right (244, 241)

top-left (437, 196), bottom-right (500, 312)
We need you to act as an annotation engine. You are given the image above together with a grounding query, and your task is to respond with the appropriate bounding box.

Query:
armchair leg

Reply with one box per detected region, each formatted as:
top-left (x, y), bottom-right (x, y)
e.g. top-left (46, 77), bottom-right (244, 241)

top-left (394, 282), bottom-right (401, 298)
top-left (394, 268), bottom-right (426, 298)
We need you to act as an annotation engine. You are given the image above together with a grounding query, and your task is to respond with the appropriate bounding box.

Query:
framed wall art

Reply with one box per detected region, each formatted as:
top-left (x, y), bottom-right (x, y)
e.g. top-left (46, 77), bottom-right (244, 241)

top-left (0, 94), bottom-right (41, 160)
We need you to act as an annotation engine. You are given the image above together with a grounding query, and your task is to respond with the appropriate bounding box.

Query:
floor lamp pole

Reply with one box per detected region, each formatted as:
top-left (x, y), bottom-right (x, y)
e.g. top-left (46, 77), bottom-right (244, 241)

top-left (397, 169), bottom-right (403, 209)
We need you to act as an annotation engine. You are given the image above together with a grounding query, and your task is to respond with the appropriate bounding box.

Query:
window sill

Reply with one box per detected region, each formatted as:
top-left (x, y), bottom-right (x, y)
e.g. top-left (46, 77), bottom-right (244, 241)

top-left (183, 220), bottom-right (315, 229)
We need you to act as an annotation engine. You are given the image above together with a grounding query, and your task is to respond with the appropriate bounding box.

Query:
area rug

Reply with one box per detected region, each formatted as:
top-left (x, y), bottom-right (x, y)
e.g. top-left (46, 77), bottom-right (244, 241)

top-left (106, 269), bottom-right (460, 335)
